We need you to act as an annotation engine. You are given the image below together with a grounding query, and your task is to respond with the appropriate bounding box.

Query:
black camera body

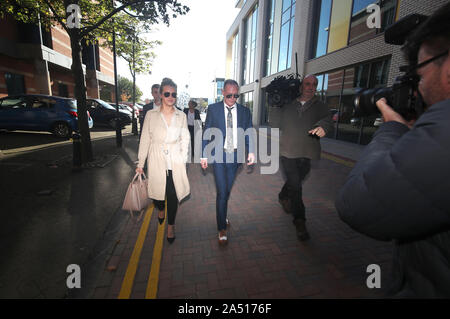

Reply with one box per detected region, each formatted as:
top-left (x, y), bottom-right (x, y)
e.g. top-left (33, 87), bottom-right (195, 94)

top-left (353, 14), bottom-right (428, 119)
top-left (353, 71), bottom-right (423, 120)
top-left (266, 74), bottom-right (301, 107)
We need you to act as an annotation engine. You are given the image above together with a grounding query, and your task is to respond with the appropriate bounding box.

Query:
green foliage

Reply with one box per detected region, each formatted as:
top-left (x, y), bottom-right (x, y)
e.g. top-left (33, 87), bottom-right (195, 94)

top-left (117, 75), bottom-right (143, 102)
top-left (0, 1), bottom-right (189, 42)
top-left (105, 14), bottom-right (162, 78)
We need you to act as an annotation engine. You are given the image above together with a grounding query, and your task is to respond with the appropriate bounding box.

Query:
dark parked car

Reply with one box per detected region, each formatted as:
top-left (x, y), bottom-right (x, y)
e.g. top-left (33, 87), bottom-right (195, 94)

top-left (119, 102), bottom-right (140, 118)
top-left (0, 94), bottom-right (93, 138)
top-left (86, 98), bottom-right (131, 129)
top-left (109, 103), bottom-right (135, 118)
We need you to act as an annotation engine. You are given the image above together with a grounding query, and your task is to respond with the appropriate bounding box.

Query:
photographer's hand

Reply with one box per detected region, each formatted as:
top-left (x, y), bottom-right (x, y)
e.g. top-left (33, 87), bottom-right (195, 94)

top-left (376, 98), bottom-right (412, 129)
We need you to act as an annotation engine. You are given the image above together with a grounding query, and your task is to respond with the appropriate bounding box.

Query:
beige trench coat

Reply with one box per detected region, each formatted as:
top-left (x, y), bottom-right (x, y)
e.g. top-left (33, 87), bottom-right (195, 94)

top-left (138, 107), bottom-right (190, 202)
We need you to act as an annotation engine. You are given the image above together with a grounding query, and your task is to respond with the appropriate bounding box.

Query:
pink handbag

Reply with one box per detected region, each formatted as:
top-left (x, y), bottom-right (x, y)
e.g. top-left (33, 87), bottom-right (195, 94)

top-left (122, 173), bottom-right (150, 219)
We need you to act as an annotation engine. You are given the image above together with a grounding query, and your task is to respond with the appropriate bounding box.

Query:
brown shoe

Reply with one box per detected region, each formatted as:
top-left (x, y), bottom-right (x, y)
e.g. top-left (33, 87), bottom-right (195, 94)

top-left (293, 219), bottom-right (310, 241)
top-left (279, 198), bottom-right (291, 214)
top-left (218, 230), bottom-right (228, 245)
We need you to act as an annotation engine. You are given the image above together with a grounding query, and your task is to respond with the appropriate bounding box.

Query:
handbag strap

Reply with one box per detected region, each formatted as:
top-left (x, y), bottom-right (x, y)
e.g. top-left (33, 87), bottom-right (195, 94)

top-left (132, 172), bottom-right (147, 183)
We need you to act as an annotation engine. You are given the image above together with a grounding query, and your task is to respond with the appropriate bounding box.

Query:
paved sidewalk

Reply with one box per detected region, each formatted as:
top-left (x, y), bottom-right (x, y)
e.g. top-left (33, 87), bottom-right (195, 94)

top-left (90, 136), bottom-right (393, 299)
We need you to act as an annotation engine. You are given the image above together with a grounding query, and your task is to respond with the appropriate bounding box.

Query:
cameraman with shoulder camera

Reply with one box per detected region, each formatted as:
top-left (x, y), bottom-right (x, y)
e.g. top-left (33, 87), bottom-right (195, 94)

top-left (269, 75), bottom-right (333, 241)
top-left (335, 3), bottom-right (450, 298)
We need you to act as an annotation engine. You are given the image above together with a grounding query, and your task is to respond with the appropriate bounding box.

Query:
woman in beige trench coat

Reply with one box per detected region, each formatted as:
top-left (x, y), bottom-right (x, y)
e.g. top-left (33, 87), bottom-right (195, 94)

top-left (136, 78), bottom-right (190, 244)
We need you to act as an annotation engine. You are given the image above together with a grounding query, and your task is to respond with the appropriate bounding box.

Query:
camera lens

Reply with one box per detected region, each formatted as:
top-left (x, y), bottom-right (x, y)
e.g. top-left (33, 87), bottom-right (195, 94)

top-left (353, 87), bottom-right (393, 117)
top-left (354, 88), bottom-right (378, 117)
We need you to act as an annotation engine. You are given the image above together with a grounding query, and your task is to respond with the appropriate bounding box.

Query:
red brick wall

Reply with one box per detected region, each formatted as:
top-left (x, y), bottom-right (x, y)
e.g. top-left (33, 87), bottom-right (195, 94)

top-left (50, 25), bottom-right (71, 58)
top-left (98, 40), bottom-right (115, 78)
top-left (49, 67), bottom-right (76, 98)
top-left (0, 55), bottom-right (38, 98)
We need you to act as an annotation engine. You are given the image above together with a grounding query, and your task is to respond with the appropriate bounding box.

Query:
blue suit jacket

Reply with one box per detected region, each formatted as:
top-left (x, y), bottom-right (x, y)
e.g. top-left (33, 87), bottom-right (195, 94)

top-left (202, 101), bottom-right (255, 160)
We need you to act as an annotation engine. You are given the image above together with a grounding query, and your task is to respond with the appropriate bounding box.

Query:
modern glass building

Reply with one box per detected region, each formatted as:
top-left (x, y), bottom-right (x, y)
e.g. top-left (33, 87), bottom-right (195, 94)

top-left (227, 0), bottom-right (447, 145)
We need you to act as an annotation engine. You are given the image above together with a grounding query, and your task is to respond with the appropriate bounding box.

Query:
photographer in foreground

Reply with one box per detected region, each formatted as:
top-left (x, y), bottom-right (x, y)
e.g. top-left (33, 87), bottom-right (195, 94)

top-left (335, 3), bottom-right (450, 298)
top-left (269, 75), bottom-right (333, 241)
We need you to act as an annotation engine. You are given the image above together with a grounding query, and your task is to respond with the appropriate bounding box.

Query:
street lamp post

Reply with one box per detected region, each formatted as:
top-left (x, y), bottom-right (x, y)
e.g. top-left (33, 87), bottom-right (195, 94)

top-left (112, 17), bottom-right (122, 148)
top-left (131, 30), bottom-right (138, 135)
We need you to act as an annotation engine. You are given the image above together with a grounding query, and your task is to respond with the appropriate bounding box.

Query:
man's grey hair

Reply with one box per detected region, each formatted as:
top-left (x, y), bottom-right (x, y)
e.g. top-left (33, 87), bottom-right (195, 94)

top-left (223, 79), bottom-right (239, 90)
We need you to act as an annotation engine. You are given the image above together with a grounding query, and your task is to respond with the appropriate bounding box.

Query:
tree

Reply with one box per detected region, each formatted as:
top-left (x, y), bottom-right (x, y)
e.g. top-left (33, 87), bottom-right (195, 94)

top-left (111, 16), bottom-right (160, 133)
top-left (112, 15), bottom-right (160, 83)
top-left (117, 75), bottom-right (143, 102)
top-left (0, 0), bottom-right (189, 163)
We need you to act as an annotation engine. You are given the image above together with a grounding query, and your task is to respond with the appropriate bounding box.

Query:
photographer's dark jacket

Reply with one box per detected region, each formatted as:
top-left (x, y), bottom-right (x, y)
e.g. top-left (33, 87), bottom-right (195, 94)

top-left (269, 96), bottom-right (333, 159)
top-left (335, 99), bottom-right (450, 298)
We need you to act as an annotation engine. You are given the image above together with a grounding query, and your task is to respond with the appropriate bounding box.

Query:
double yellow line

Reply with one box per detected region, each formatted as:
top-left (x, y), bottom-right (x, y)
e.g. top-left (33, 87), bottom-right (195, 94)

top-left (118, 202), bottom-right (167, 299)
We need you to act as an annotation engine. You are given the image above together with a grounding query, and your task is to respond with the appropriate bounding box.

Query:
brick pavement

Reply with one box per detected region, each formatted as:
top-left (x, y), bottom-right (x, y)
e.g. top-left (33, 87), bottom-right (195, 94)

top-left (93, 153), bottom-right (393, 299)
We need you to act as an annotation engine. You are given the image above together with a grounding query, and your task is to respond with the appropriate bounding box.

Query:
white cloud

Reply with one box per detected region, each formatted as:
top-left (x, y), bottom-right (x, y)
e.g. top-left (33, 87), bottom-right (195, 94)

top-left (117, 0), bottom-right (239, 102)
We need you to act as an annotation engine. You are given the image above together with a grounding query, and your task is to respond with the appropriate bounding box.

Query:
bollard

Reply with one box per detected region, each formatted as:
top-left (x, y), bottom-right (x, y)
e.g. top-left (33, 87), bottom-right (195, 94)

top-left (72, 132), bottom-right (82, 170)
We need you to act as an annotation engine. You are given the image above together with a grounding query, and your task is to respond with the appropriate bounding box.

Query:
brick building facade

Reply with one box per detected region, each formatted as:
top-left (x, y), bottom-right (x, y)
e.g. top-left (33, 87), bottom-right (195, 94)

top-left (0, 14), bottom-right (115, 101)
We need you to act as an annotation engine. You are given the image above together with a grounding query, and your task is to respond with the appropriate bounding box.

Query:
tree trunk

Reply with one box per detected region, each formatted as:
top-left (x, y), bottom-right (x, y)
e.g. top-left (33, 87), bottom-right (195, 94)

top-left (69, 28), bottom-right (94, 163)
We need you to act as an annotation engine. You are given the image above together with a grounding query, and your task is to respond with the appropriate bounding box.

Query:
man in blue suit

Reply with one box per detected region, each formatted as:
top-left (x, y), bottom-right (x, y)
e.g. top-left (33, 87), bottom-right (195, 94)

top-left (201, 79), bottom-right (255, 245)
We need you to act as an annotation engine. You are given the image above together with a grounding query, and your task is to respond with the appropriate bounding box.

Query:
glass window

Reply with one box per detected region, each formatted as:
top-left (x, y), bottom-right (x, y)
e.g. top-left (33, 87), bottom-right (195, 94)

top-left (354, 63), bottom-right (370, 88)
top-left (278, 23), bottom-right (290, 71)
top-left (348, 0), bottom-right (378, 45)
top-left (5, 72), bottom-right (25, 96)
top-left (0, 96), bottom-right (27, 109)
top-left (277, 0), bottom-right (295, 72)
top-left (231, 33), bottom-right (239, 82)
top-left (31, 97), bottom-right (56, 109)
top-left (312, 0), bottom-right (398, 58)
top-left (58, 83), bottom-right (69, 97)
top-left (312, 0), bottom-right (332, 58)
top-left (265, 0), bottom-right (276, 76)
top-left (352, 0), bottom-right (377, 14)
top-left (369, 58), bottom-right (390, 88)
top-left (348, 0), bottom-right (398, 45)
top-left (330, 57), bottom-right (391, 144)
top-left (241, 91), bottom-right (254, 114)
top-left (265, 0), bottom-right (296, 76)
top-left (243, 5), bottom-right (258, 85)
top-left (380, 0), bottom-right (397, 32)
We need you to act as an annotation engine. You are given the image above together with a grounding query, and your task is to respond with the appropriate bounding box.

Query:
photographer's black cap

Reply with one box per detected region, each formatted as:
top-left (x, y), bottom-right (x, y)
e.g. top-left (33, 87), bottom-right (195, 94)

top-left (401, 3), bottom-right (450, 64)
top-left (384, 14), bottom-right (428, 45)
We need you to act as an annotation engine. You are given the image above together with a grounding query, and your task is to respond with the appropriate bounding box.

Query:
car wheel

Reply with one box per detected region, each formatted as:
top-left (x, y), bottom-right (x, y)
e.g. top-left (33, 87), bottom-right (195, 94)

top-left (53, 122), bottom-right (72, 138)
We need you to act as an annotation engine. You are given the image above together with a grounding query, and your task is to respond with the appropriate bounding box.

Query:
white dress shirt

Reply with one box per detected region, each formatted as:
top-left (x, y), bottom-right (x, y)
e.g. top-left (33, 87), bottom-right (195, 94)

top-left (187, 110), bottom-right (195, 126)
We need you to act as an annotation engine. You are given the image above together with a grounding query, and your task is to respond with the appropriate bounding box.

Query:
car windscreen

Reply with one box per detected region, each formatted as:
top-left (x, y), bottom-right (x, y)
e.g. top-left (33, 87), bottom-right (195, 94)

top-left (95, 99), bottom-right (116, 110)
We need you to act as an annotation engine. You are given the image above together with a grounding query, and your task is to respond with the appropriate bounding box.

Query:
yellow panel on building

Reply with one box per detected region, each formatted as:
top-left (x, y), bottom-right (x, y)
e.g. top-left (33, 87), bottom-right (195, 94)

top-left (327, 0), bottom-right (353, 53)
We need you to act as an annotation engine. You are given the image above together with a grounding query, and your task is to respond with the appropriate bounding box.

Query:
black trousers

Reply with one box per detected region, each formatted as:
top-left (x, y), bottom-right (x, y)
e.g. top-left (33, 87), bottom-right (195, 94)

top-left (188, 125), bottom-right (195, 156)
top-left (153, 170), bottom-right (178, 225)
top-left (279, 156), bottom-right (311, 221)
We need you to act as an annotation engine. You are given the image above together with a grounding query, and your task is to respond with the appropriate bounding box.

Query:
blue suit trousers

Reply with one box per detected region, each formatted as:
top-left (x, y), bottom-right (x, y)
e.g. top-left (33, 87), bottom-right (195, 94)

top-left (213, 151), bottom-right (239, 231)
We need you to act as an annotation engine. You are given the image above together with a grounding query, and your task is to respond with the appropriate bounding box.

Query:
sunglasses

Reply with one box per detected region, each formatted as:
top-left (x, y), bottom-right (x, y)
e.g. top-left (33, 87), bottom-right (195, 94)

top-left (163, 92), bottom-right (177, 98)
top-left (225, 94), bottom-right (240, 99)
